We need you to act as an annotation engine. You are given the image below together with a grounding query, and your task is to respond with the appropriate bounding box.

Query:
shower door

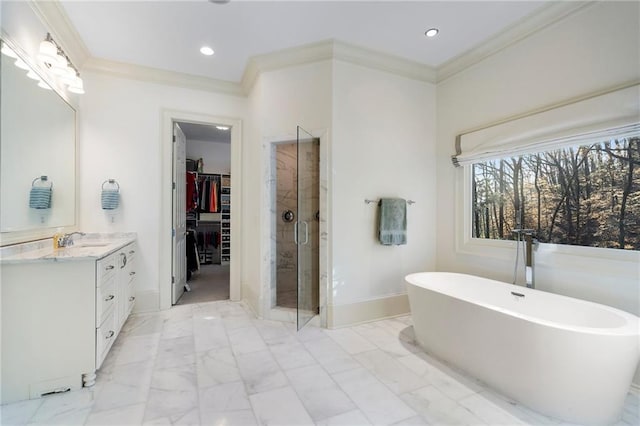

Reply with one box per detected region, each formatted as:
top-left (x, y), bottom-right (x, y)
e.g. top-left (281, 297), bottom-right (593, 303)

top-left (296, 126), bottom-right (319, 330)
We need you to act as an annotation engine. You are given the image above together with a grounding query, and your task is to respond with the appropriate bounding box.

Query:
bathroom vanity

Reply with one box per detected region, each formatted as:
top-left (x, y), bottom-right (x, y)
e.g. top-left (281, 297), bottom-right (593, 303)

top-left (0, 233), bottom-right (137, 404)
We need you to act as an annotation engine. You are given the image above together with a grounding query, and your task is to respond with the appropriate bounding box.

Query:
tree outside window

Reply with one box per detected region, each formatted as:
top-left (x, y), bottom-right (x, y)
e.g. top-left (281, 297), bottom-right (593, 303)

top-left (472, 137), bottom-right (640, 250)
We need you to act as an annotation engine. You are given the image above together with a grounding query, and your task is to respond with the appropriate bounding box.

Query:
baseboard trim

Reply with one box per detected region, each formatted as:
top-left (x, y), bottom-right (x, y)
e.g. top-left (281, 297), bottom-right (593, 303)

top-left (132, 290), bottom-right (159, 313)
top-left (328, 293), bottom-right (410, 329)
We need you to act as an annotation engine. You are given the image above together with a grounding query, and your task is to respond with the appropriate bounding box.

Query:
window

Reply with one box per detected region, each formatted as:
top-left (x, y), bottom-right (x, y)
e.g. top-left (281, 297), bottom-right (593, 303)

top-left (471, 137), bottom-right (639, 250)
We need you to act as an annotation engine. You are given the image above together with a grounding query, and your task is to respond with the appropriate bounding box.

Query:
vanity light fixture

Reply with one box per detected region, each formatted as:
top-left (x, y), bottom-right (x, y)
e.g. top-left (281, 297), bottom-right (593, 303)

top-left (425, 28), bottom-right (439, 38)
top-left (14, 58), bottom-right (31, 70)
top-left (26, 70), bottom-right (41, 81)
top-left (37, 80), bottom-right (52, 90)
top-left (37, 33), bottom-right (85, 95)
top-left (200, 46), bottom-right (215, 56)
top-left (1, 42), bottom-right (18, 58)
top-left (215, 125), bottom-right (229, 131)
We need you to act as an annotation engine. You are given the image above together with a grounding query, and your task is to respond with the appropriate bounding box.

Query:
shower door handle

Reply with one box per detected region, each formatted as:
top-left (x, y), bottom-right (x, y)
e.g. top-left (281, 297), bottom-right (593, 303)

top-left (301, 221), bottom-right (309, 245)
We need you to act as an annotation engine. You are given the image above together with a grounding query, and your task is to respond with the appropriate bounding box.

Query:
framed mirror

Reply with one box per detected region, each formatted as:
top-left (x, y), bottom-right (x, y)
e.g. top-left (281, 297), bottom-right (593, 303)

top-left (0, 39), bottom-right (77, 245)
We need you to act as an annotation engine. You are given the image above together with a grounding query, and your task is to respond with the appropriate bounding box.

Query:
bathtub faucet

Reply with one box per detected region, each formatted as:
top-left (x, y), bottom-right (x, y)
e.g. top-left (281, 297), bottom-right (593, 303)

top-left (512, 229), bottom-right (538, 289)
top-left (523, 231), bottom-right (537, 289)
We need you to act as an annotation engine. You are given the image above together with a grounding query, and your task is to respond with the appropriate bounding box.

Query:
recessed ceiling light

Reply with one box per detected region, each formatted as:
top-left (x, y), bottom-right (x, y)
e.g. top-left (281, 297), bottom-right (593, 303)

top-left (200, 46), bottom-right (214, 56)
top-left (425, 28), bottom-right (439, 38)
top-left (216, 126), bottom-right (229, 131)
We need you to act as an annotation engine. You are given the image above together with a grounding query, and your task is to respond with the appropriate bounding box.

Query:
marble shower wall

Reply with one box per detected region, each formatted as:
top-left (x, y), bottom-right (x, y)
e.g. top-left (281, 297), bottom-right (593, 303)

top-left (275, 142), bottom-right (319, 309)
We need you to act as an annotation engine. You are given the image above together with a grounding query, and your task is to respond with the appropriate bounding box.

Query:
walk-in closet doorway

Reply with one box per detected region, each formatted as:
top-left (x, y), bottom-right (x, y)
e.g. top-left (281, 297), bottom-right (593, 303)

top-left (160, 111), bottom-right (242, 311)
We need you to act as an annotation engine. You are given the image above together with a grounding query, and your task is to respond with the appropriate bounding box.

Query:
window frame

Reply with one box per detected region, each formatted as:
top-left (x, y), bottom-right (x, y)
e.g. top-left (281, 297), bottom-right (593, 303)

top-left (456, 163), bottom-right (640, 264)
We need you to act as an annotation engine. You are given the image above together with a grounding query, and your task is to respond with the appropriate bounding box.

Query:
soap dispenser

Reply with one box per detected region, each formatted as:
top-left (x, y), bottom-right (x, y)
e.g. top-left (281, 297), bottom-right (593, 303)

top-left (52, 228), bottom-right (63, 249)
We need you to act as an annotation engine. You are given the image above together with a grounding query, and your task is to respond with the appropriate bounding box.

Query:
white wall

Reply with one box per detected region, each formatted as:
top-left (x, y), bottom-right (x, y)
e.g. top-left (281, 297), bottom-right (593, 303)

top-left (436, 1), bottom-right (640, 381)
top-left (246, 61), bottom-right (333, 316)
top-left (186, 139), bottom-right (231, 174)
top-left (331, 61), bottom-right (437, 323)
top-left (78, 72), bottom-right (247, 311)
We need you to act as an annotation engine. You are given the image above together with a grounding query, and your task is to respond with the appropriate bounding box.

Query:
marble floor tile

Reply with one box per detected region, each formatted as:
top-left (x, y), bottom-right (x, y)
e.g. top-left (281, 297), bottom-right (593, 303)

top-left (253, 318), bottom-right (293, 344)
top-left (199, 381), bottom-right (251, 414)
top-left (2, 299), bottom-right (638, 426)
top-left (227, 325), bottom-right (268, 356)
top-left (193, 322), bottom-right (229, 353)
top-left (199, 409), bottom-right (257, 426)
top-left (120, 314), bottom-right (165, 338)
top-left (155, 335), bottom-right (196, 369)
top-left (354, 349), bottom-right (429, 395)
top-left (0, 398), bottom-right (43, 426)
top-left (323, 328), bottom-right (377, 355)
top-left (235, 350), bottom-right (289, 395)
top-left (268, 336), bottom-right (318, 371)
top-left (92, 360), bottom-right (154, 412)
top-left (315, 409), bottom-right (372, 426)
top-left (397, 352), bottom-right (481, 401)
top-left (331, 367), bottom-right (416, 425)
top-left (84, 402), bottom-right (146, 426)
top-left (114, 333), bottom-right (161, 366)
top-left (303, 337), bottom-right (361, 374)
top-left (161, 317), bottom-right (194, 340)
top-left (249, 386), bottom-right (314, 426)
top-left (391, 415), bottom-right (429, 425)
top-left (285, 365), bottom-right (356, 421)
top-left (142, 408), bottom-right (200, 426)
top-left (458, 392), bottom-right (530, 425)
top-left (401, 385), bottom-right (486, 426)
top-left (27, 390), bottom-right (95, 426)
top-left (144, 365), bottom-right (199, 421)
top-left (195, 346), bottom-right (241, 388)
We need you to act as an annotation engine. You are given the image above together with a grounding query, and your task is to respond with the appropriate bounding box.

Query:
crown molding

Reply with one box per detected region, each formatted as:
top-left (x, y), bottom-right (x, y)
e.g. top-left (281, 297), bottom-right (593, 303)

top-left (83, 57), bottom-right (245, 96)
top-left (436, 1), bottom-right (594, 83)
top-left (333, 40), bottom-right (437, 84)
top-left (27, 0), bottom-right (91, 69)
top-left (241, 39), bottom-right (437, 93)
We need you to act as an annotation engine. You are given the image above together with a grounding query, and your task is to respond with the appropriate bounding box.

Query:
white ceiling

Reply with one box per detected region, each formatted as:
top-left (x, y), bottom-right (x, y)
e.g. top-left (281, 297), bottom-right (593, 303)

top-left (178, 121), bottom-right (231, 142)
top-left (60, 0), bottom-right (548, 83)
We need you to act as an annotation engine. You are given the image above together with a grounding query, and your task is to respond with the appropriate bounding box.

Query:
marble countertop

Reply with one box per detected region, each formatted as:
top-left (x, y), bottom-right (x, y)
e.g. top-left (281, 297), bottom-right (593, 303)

top-left (0, 233), bottom-right (137, 264)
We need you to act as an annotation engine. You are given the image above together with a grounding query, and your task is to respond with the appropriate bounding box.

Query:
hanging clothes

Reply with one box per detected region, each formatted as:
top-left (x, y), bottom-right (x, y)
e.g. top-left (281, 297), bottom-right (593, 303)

top-left (209, 179), bottom-right (218, 212)
top-left (186, 172), bottom-right (198, 211)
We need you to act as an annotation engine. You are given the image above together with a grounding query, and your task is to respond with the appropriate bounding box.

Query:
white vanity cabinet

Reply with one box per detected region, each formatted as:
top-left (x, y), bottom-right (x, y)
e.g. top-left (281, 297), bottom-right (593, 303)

top-left (0, 238), bottom-right (137, 404)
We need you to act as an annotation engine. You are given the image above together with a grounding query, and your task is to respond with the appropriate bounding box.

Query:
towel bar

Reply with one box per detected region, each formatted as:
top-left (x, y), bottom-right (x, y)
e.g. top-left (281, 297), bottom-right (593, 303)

top-left (364, 199), bottom-right (415, 205)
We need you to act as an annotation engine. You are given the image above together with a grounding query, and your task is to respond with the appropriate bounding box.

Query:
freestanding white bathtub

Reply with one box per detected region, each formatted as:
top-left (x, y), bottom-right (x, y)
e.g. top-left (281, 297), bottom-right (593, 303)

top-left (405, 272), bottom-right (640, 425)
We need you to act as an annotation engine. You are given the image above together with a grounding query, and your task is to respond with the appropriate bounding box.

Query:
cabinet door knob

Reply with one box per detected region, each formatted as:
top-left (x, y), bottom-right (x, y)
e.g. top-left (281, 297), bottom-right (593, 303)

top-left (105, 265), bottom-right (114, 270)
top-left (105, 330), bottom-right (115, 339)
top-left (129, 271), bottom-right (136, 276)
top-left (105, 294), bottom-right (115, 301)
top-left (129, 296), bottom-right (135, 302)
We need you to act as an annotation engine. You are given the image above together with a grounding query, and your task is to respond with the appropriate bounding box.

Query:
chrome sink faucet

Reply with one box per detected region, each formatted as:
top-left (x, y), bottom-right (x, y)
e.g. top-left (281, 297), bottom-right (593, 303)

top-left (57, 232), bottom-right (86, 248)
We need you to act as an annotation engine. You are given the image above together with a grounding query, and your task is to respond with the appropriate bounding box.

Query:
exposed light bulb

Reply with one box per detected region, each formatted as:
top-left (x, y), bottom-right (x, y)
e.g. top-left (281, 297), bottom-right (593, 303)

top-left (38, 39), bottom-right (58, 65)
top-left (26, 70), bottom-right (41, 81)
top-left (37, 80), bottom-right (52, 90)
top-left (14, 58), bottom-right (30, 70)
top-left (68, 77), bottom-right (85, 94)
top-left (1, 43), bottom-right (18, 58)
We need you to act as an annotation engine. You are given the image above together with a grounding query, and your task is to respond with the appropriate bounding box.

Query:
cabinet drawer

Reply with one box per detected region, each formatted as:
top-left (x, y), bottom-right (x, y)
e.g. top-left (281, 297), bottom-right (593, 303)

top-left (97, 253), bottom-right (117, 285)
top-left (96, 309), bottom-right (118, 369)
top-left (96, 275), bottom-right (117, 327)
top-left (126, 280), bottom-right (136, 316)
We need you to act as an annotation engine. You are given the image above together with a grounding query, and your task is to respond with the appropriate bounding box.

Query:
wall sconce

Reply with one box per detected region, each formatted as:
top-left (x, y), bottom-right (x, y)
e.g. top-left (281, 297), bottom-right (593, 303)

top-left (37, 33), bottom-right (84, 95)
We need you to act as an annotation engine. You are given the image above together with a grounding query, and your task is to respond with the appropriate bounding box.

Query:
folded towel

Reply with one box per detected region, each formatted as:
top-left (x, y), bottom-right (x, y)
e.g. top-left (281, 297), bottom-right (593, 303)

top-left (29, 186), bottom-right (52, 209)
top-left (378, 198), bottom-right (407, 245)
top-left (101, 189), bottom-right (120, 210)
